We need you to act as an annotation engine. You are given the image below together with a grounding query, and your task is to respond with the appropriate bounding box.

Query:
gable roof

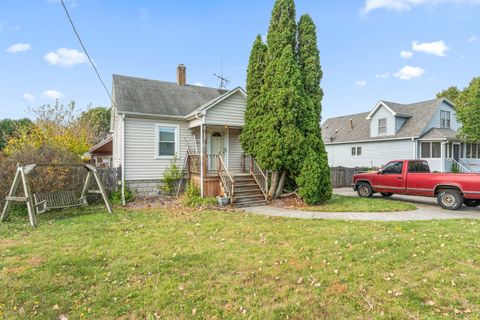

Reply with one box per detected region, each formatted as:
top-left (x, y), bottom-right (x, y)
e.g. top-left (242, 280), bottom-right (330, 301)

top-left (113, 74), bottom-right (228, 117)
top-left (184, 87), bottom-right (247, 119)
top-left (322, 98), bottom-right (450, 144)
top-left (419, 128), bottom-right (458, 140)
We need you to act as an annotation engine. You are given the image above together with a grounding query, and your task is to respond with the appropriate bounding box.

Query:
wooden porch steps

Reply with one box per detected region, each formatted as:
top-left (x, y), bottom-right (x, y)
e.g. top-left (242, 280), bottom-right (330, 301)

top-left (233, 174), bottom-right (267, 208)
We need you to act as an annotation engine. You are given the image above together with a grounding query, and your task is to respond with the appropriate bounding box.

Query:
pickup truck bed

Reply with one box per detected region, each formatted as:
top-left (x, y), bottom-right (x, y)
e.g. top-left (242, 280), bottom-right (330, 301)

top-left (353, 160), bottom-right (480, 210)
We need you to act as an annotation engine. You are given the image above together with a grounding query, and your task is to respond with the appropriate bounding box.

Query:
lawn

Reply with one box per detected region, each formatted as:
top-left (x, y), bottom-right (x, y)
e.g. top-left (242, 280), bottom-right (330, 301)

top-left (304, 194), bottom-right (417, 212)
top-left (1, 206), bottom-right (479, 319)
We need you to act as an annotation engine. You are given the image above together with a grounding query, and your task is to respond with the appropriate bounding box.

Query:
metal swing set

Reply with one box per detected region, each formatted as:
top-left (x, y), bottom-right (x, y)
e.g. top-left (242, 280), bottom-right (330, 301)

top-left (1, 163), bottom-right (113, 227)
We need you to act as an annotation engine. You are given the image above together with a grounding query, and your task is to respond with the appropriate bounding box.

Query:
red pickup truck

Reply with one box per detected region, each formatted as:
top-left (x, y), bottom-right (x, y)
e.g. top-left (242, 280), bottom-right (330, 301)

top-left (353, 160), bottom-right (480, 210)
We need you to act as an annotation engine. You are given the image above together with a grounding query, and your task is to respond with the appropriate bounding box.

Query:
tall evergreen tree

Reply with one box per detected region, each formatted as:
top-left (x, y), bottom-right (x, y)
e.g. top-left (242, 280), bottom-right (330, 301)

top-left (240, 35), bottom-right (267, 158)
top-left (296, 14), bottom-right (331, 203)
top-left (266, 0), bottom-right (297, 62)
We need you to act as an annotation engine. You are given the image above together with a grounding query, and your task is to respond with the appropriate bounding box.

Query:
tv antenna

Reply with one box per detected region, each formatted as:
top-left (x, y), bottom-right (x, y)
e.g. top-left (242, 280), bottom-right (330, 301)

top-left (213, 54), bottom-right (230, 89)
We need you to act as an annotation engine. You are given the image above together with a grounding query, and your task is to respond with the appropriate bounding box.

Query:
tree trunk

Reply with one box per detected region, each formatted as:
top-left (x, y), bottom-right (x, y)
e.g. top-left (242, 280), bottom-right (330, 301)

top-left (268, 170), bottom-right (279, 200)
top-left (275, 170), bottom-right (287, 198)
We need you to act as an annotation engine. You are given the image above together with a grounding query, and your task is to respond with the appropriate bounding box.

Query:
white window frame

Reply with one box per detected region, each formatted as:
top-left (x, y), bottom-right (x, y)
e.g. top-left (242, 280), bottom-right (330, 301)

top-left (154, 123), bottom-right (180, 159)
top-left (421, 141), bottom-right (441, 159)
top-left (378, 118), bottom-right (387, 135)
top-left (440, 110), bottom-right (446, 128)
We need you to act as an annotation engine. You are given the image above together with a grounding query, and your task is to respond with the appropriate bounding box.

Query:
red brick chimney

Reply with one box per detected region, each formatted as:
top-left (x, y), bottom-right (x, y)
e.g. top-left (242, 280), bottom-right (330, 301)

top-left (177, 64), bottom-right (186, 86)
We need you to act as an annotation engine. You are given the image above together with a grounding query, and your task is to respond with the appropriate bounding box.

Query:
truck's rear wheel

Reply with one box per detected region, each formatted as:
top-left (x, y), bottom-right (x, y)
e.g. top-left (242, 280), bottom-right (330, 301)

top-left (380, 192), bottom-right (393, 197)
top-left (357, 183), bottom-right (373, 198)
top-left (437, 189), bottom-right (463, 210)
top-left (464, 199), bottom-right (480, 207)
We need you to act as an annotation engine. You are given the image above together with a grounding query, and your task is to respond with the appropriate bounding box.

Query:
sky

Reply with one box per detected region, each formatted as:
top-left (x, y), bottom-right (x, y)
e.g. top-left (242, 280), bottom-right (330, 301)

top-left (0, 0), bottom-right (479, 122)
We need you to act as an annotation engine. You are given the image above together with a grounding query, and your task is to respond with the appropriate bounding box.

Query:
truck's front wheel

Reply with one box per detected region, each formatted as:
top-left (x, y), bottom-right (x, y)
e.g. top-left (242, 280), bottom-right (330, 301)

top-left (437, 189), bottom-right (463, 210)
top-left (357, 183), bottom-right (373, 198)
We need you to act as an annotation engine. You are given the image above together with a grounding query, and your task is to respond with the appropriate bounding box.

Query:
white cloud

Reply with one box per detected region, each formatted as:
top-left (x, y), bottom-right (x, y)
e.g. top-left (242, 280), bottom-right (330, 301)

top-left (42, 90), bottom-right (63, 100)
top-left (412, 40), bottom-right (449, 57)
top-left (194, 82), bottom-right (204, 87)
top-left (355, 80), bottom-right (367, 88)
top-left (468, 35), bottom-right (479, 43)
top-left (361, 0), bottom-right (480, 14)
top-left (44, 48), bottom-right (88, 67)
top-left (376, 72), bottom-right (390, 79)
top-left (394, 65), bottom-right (425, 80)
top-left (6, 43), bottom-right (31, 54)
top-left (22, 93), bottom-right (35, 102)
top-left (400, 50), bottom-right (414, 58)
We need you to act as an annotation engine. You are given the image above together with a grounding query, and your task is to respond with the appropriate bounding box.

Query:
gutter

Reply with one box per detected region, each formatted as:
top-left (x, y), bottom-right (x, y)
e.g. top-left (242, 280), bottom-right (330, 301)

top-left (325, 136), bottom-right (418, 145)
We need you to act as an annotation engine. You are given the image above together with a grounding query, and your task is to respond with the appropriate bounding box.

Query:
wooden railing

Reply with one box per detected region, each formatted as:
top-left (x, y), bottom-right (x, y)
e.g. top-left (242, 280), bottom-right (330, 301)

top-left (250, 157), bottom-right (268, 200)
top-left (188, 154), bottom-right (201, 174)
top-left (218, 155), bottom-right (235, 200)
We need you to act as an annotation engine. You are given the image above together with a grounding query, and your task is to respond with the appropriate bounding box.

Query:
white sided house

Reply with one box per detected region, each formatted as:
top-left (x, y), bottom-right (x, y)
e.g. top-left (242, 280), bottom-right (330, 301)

top-left (322, 98), bottom-right (480, 173)
top-left (111, 65), bottom-right (268, 207)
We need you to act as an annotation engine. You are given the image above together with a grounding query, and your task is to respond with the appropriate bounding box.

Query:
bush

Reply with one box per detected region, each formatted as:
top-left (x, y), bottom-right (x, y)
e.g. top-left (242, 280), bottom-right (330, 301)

top-left (161, 156), bottom-right (182, 196)
top-left (110, 186), bottom-right (135, 205)
top-left (181, 183), bottom-right (217, 207)
top-left (296, 148), bottom-right (332, 205)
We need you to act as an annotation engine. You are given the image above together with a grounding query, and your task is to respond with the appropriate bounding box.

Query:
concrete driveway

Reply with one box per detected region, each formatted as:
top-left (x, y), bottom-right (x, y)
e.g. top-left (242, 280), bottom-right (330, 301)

top-left (242, 188), bottom-right (480, 221)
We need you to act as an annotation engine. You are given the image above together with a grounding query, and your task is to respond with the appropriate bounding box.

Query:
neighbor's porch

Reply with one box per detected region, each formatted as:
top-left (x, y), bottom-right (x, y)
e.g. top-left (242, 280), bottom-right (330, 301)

top-left (418, 140), bottom-right (480, 173)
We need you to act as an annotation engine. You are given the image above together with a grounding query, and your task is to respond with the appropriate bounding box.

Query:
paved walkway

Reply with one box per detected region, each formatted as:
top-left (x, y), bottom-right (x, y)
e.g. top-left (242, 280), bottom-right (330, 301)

top-left (243, 188), bottom-right (480, 221)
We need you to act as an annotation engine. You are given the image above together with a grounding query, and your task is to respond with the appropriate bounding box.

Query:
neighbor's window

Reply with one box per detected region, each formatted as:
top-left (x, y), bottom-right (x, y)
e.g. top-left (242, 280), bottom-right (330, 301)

top-left (351, 147), bottom-right (356, 156)
top-left (378, 118), bottom-right (387, 135)
top-left (440, 110), bottom-right (451, 128)
top-left (156, 125), bottom-right (178, 157)
top-left (421, 142), bottom-right (431, 158)
top-left (421, 142), bottom-right (441, 159)
top-left (351, 147), bottom-right (362, 157)
top-left (432, 142), bottom-right (441, 158)
top-left (356, 147), bottom-right (362, 156)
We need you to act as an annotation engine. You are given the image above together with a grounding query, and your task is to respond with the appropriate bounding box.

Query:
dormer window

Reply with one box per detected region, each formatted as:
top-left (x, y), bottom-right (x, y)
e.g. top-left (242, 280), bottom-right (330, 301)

top-left (378, 118), bottom-right (387, 135)
top-left (440, 111), bottom-right (451, 128)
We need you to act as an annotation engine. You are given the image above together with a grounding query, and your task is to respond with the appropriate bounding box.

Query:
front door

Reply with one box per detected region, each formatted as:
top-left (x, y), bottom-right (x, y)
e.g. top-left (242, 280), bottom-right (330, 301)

top-left (453, 144), bottom-right (460, 162)
top-left (210, 131), bottom-right (225, 171)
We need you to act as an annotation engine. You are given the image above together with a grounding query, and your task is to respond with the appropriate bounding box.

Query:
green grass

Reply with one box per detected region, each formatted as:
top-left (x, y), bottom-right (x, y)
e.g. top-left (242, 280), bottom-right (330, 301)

top-left (304, 194), bottom-right (417, 212)
top-left (1, 206), bottom-right (479, 319)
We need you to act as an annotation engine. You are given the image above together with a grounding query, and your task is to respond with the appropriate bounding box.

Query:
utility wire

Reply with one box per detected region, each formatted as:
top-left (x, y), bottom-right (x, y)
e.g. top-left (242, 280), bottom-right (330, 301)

top-left (60, 0), bottom-right (114, 104)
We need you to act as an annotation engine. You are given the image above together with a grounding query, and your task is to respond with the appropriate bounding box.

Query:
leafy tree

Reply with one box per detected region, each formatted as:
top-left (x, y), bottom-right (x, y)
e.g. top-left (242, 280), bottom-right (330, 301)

top-left (241, 35), bottom-right (268, 158)
top-left (266, 0), bottom-right (297, 62)
top-left (79, 106), bottom-right (111, 143)
top-left (436, 86), bottom-right (461, 104)
top-left (296, 14), bottom-right (331, 203)
top-left (0, 118), bottom-right (32, 150)
top-left (456, 78), bottom-right (480, 141)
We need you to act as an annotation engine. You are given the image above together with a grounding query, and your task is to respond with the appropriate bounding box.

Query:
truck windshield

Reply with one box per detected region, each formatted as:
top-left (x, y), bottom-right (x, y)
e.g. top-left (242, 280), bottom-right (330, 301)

top-left (408, 161), bottom-right (430, 173)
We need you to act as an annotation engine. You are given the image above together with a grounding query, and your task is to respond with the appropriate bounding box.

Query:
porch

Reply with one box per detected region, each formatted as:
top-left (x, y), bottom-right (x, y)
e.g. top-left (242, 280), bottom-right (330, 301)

top-left (418, 140), bottom-right (480, 173)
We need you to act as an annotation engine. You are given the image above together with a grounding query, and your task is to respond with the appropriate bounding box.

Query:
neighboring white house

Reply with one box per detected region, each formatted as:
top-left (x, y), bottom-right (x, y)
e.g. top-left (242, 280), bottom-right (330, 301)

top-left (110, 65), bottom-right (267, 207)
top-left (322, 98), bottom-right (480, 173)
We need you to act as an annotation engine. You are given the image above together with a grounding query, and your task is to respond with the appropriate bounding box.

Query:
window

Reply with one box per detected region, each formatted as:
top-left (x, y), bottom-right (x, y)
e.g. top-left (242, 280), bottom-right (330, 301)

top-left (408, 161), bottom-right (430, 173)
top-left (378, 118), bottom-right (387, 135)
top-left (351, 146), bottom-right (362, 157)
top-left (382, 161), bottom-right (403, 174)
top-left (156, 124), bottom-right (179, 158)
top-left (465, 143), bottom-right (480, 159)
top-left (421, 142), bottom-right (441, 159)
top-left (440, 110), bottom-right (451, 128)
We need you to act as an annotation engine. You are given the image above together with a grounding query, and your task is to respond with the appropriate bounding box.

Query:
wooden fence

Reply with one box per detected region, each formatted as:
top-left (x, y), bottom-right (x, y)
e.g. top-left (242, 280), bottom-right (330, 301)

top-left (330, 167), bottom-right (360, 188)
top-left (97, 166), bottom-right (121, 195)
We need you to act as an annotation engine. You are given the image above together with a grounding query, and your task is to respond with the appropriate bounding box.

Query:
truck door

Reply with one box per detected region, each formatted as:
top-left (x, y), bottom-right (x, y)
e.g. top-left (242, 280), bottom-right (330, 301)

top-left (374, 161), bottom-right (405, 194)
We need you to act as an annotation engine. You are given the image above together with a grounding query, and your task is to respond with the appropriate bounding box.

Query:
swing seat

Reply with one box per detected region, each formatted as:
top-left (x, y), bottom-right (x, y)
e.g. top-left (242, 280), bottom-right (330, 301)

top-left (34, 191), bottom-right (87, 214)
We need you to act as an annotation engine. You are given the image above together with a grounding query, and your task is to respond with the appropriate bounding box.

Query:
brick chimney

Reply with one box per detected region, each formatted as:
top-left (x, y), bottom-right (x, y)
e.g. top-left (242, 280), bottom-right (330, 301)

top-left (177, 64), bottom-right (186, 86)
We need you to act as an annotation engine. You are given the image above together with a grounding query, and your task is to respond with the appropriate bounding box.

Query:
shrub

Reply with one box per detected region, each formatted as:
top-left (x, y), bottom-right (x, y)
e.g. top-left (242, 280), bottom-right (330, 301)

top-left (296, 148), bottom-right (332, 205)
top-left (161, 156), bottom-right (182, 196)
top-left (110, 186), bottom-right (135, 205)
top-left (181, 183), bottom-right (217, 207)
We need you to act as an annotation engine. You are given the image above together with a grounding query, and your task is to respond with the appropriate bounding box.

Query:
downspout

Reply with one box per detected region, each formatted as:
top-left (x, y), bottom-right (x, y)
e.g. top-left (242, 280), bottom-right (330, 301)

top-left (441, 141), bottom-right (448, 173)
top-left (200, 123), bottom-right (204, 198)
top-left (121, 114), bottom-right (126, 206)
top-left (412, 137), bottom-right (417, 159)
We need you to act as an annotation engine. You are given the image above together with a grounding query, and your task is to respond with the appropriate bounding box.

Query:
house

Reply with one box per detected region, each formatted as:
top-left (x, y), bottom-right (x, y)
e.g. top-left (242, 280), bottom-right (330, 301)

top-left (88, 135), bottom-right (113, 168)
top-left (110, 65), bottom-right (267, 207)
top-left (322, 98), bottom-right (480, 173)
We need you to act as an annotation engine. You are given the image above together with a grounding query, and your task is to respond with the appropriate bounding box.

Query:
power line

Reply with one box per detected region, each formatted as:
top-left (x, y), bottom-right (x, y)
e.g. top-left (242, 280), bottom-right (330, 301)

top-left (60, 0), bottom-right (113, 104)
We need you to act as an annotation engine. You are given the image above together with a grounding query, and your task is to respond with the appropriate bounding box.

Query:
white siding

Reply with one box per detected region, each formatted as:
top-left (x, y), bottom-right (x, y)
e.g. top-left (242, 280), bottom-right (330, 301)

top-left (326, 139), bottom-right (414, 168)
top-left (112, 107), bottom-right (123, 168)
top-left (395, 116), bottom-right (407, 132)
top-left (124, 117), bottom-right (195, 181)
top-left (228, 129), bottom-right (244, 173)
top-left (370, 106), bottom-right (395, 137)
top-left (205, 91), bottom-right (246, 127)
